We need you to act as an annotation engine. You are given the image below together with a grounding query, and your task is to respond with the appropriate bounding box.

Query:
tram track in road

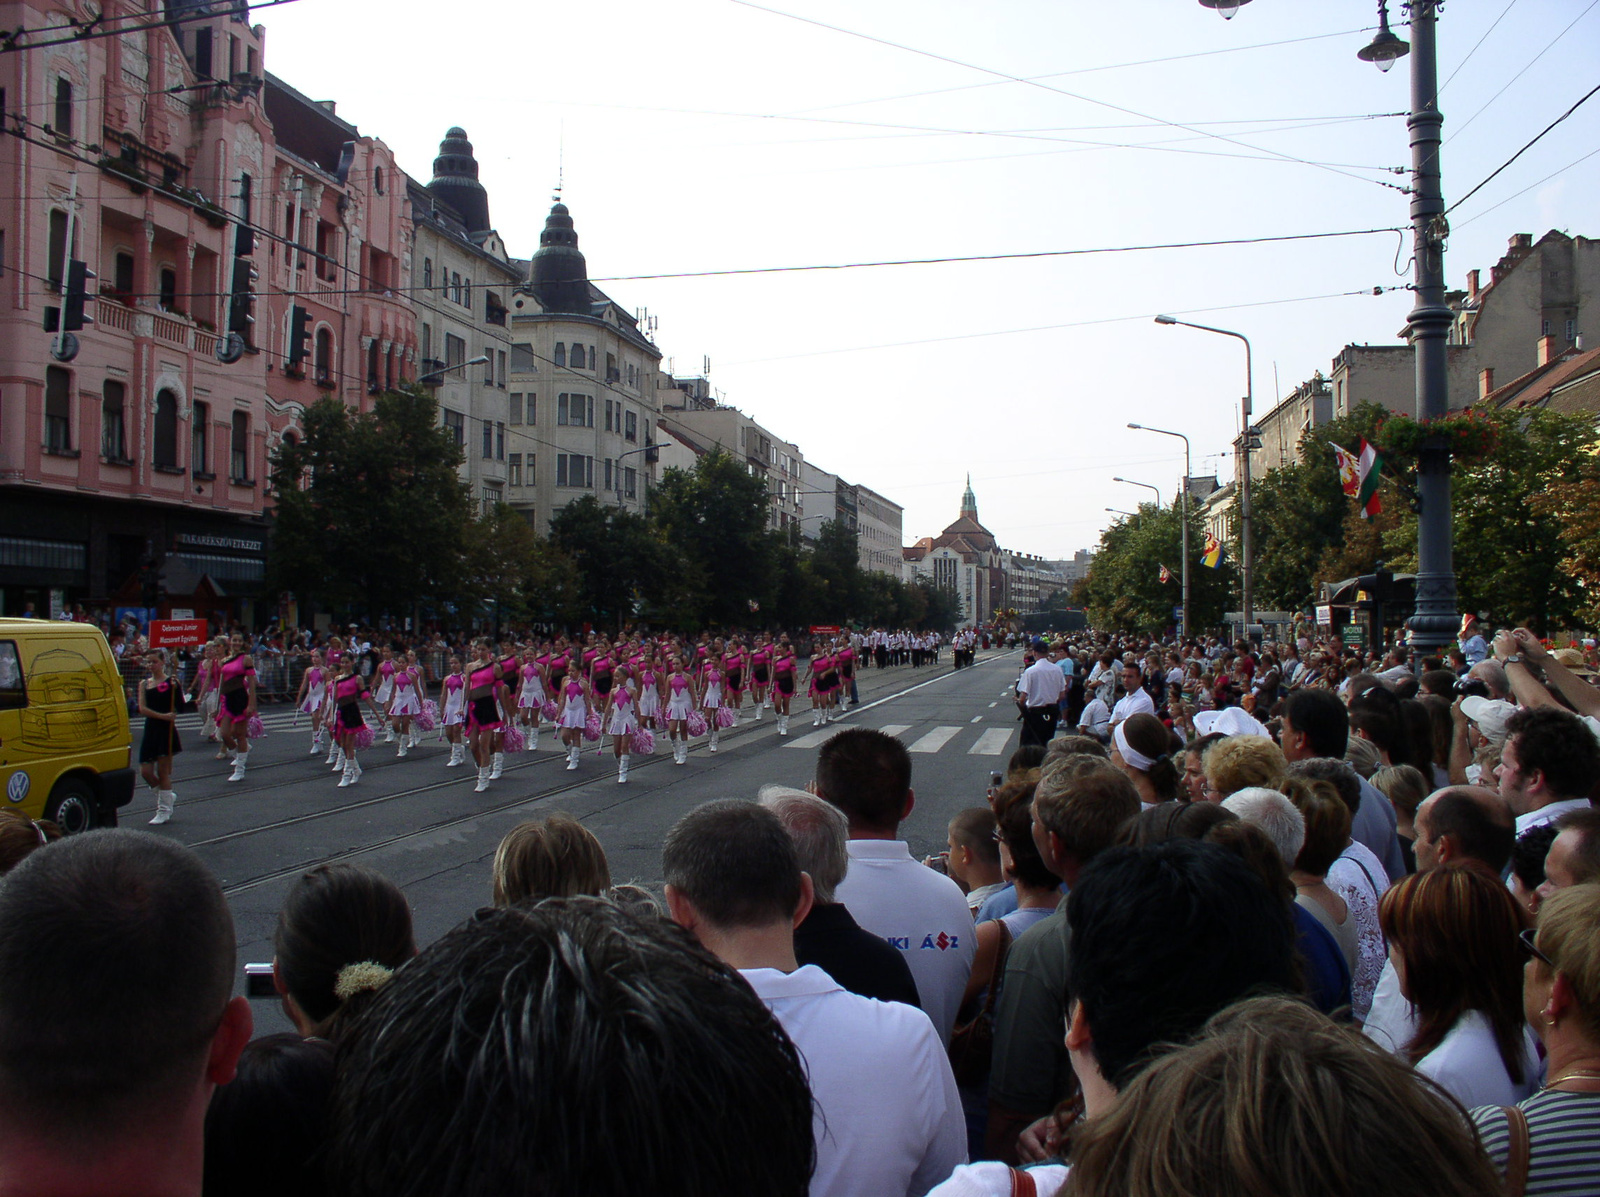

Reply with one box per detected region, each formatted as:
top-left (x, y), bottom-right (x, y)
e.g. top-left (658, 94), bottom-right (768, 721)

top-left (208, 652), bottom-right (1020, 899)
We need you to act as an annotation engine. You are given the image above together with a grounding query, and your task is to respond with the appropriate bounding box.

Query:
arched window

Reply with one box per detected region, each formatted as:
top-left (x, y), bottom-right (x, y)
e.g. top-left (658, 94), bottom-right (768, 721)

top-left (570, 343), bottom-right (585, 370)
top-left (373, 166), bottom-right (385, 195)
top-left (422, 258), bottom-right (432, 289)
top-left (314, 328), bottom-right (333, 382)
top-left (553, 342), bottom-right (565, 368)
top-left (451, 272), bottom-right (461, 304)
top-left (153, 389), bottom-right (178, 469)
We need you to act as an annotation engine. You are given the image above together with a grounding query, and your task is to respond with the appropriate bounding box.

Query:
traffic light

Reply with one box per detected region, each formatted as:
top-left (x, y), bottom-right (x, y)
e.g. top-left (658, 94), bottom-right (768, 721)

top-left (63, 259), bottom-right (94, 330)
top-left (227, 257), bottom-right (258, 338)
top-left (287, 304), bottom-right (311, 367)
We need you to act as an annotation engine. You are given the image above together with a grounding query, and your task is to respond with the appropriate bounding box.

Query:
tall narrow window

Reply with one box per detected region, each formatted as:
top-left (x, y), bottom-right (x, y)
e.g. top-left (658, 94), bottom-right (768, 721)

top-left (53, 77), bottom-right (72, 138)
top-left (367, 341), bottom-right (380, 389)
top-left (154, 390), bottom-right (179, 469)
top-left (557, 393), bottom-right (569, 426)
top-left (508, 454), bottom-right (522, 486)
top-left (231, 411), bottom-right (250, 480)
top-left (44, 366), bottom-right (72, 454)
top-left (159, 267), bottom-right (178, 310)
top-left (482, 419), bottom-right (493, 460)
top-left (314, 328), bottom-right (333, 382)
top-left (553, 342), bottom-right (565, 368)
top-left (604, 458), bottom-right (613, 490)
top-left (496, 422), bottom-right (505, 461)
top-left (571, 343), bottom-right (585, 370)
top-left (422, 258), bottom-right (433, 289)
top-left (191, 400), bottom-right (209, 474)
top-left (484, 349), bottom-right (494, 385)
top-left (421, 322), bottom-right (432, 363)
top-left (527, 393), bottom-right (536, 425)
top-left (47, 211), bottom-right (68, 289)
top-left (101, 382), bottom-right (126, 460)
top-left (509, 393), bottom-right (523, 425)
top-left (194, 27), bottom-right (213, 77)
top-left (497, 350), bottom-right (506, 387)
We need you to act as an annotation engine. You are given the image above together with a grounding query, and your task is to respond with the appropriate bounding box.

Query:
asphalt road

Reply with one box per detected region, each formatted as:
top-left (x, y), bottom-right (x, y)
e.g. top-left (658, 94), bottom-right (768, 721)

top-left (130, 648), bottom-right (1025, 1033)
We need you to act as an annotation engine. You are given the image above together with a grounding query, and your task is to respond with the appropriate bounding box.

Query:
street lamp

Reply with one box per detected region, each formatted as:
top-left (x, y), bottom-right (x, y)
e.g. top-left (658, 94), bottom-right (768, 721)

top-left (1153, 315), bottom-right (1255, 632)
top-left (1129, 422), bottom-right (1192, 639)
top-left (1112, 477), bottom-right (1161, 508)
top-left (1192, 0), bottom-right (1456, 665)
top-left (1105, 507), bottom-right (1138, 519)
top-left (417, 354), bottom-right (490, 383)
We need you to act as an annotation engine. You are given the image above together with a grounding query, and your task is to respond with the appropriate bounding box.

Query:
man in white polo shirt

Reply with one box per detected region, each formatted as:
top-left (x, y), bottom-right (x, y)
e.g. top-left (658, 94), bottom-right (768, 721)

top-left (819, 728), bottom-right (975, 1046)
top-left (664, 799), bottom-right (965, 1197)
top-left (1494, 706), bottom-right (1599, 836)
top-left (1109, 660), bottom-right (1156, 730)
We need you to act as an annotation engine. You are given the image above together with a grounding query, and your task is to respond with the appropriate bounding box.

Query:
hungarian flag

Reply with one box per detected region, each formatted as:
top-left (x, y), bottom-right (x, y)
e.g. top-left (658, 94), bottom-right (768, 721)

top-left (1329, 442), bottom-right (1361, 496)
top-left (1356, 437), bottom-right (1383, 519)
top-left (1201, 533), bottom-right (1224, 569)
top-left (1159, 564), bottom-right (1172, 584)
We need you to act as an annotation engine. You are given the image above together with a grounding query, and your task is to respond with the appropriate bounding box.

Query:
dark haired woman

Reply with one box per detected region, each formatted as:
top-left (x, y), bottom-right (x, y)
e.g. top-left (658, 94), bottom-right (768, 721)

top-left (1111, 713), bottom-right (1181, 807)
top-left (138, 648), bottom-right (183, 825)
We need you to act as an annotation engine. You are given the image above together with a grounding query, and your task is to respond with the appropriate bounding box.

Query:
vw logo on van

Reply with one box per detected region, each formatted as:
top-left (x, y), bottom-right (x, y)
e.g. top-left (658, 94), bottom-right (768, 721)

top-left (5, 771), bottom-right (28, 805)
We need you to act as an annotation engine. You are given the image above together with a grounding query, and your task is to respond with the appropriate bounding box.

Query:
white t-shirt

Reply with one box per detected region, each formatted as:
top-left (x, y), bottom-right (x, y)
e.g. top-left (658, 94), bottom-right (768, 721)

top-left (928, 1162), bottom-right (1071, 1197)
top-left (1515, 797), bottom-right (1592, 837)
top-left (837, 840), bottom-right (977, 1045)
top-left (1109, 687), bottom-right (1155, 726)
top-left (1019, 658), bottom-right (1066, 707)
top-left (1415, 1010), bottom-right (1541, 1109)
top-left (742, 966), bottom-right (966, 1197)
top-left (1077, 698), bottom-right (1110, 741)
top-left (1362, 957), bottom-right (1419, 1057)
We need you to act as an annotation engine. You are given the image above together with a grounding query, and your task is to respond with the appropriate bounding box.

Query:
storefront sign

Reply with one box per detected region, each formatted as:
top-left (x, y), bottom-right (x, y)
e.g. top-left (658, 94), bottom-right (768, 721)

top-left (810, 625), bottom-right (841, 635)
top-left (150, 619), bottom-right (208, 648)
top-left (1315, 604), bottom-right (1333, 627)
top-left (174, 532), bottom-right (265, 554)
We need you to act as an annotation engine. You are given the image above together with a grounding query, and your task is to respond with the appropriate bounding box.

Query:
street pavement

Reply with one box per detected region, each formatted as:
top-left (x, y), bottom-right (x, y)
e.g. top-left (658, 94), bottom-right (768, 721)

top-left (132, 648), bottom-right (1025, 1033)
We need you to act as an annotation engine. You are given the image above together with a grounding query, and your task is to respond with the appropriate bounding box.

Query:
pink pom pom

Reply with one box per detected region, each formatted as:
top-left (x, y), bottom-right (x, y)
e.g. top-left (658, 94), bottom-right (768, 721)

top-left (247, 714), bottom-right (267, 739)
top-left (501, 724), bottom-right (526, 753)
top-left (686, 710), bottom-right (708, 738)
top-left (540, 699), bottom-right (559, 722)
top-left (583, 712), bottom-right (603, 742)
top-left (629, 728), bottom-right (655, 755)
top-left (715, 706), bottom-right (736, 729)
top-left (415, 702), bottom-right (437, 732)
top-left (353, 724), bottom-right (375, 751)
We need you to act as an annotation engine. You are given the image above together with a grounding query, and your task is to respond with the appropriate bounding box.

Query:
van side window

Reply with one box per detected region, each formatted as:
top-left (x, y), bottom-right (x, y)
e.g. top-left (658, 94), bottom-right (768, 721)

top-left (0, 642), bottom-right (23, 709)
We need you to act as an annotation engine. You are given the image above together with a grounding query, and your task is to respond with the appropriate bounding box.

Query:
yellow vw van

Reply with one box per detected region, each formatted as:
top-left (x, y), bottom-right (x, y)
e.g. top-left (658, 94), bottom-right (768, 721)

top-left (0, 619), bottom-right (135, 834)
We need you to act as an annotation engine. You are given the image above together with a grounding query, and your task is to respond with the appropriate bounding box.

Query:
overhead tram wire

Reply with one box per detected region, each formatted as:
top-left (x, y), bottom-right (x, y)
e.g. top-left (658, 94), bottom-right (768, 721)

top-left (723, 287), bottom-right (1405, 366)
top-left (1443, 0), bottom-right (1600, 147)
top-left (784, 25), bottom-right (1377, 114)
top-left (725, 0), bottom-right (1412, 194)
top-left (0, 0), bottom-right (301, 53)
top-left (1437, 0), bottom-right (1522, 95)
top-left (1452, 146), bottom-right (1600, 231)
top-left (1444, 80), bottom-right (1600, 218)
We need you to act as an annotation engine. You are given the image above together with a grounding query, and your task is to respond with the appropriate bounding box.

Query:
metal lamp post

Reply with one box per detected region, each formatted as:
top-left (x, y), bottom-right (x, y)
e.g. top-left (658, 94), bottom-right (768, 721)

top-left (1193, 0), bottom-right (1457, 663)
top-left (417, 354), bottom-right (490, 383)
top-left (1112, 477), bottom-right (1162, 508)
top-left (1129, 422), bottom-right (1192, 639)
top-left (1153, 315), bottom-right (1254, 630)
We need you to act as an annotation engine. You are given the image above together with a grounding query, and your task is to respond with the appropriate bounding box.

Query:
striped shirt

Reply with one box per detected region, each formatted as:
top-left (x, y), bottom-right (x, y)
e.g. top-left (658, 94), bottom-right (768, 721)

top-left (1472, 1089), bottom-right (1600, 1196)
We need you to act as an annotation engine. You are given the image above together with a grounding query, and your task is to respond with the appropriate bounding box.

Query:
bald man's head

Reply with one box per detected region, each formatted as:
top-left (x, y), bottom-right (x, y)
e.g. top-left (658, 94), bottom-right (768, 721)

top-left (1412, 786), bottom-right (1514, 874)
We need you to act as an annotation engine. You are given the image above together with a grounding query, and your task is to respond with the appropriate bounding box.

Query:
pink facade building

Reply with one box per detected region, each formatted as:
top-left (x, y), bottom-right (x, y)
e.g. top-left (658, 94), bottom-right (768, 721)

top-left (0, 0), bottom-right (410, 624)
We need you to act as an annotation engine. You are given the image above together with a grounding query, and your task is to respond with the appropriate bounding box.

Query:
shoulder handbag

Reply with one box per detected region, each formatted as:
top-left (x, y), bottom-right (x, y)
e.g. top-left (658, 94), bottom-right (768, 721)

top-left (1500, 1104), bottom-right (1529, 1197)
top-left (948, 921), bottom-right (1014, 1088)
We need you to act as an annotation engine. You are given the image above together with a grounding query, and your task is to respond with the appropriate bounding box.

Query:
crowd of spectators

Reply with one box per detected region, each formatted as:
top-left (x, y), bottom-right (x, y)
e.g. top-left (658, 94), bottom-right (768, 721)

top-left (1, 618), bottom-right (1598, 1196)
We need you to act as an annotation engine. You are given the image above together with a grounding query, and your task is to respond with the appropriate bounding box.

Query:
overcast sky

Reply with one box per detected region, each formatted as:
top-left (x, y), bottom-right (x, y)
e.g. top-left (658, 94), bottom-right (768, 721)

top-left (262, 0), bottom-right (1600, 560)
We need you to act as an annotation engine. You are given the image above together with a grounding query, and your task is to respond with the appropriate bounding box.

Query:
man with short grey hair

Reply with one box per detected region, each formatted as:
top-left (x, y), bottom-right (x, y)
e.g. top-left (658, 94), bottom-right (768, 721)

top-left (759, 786), bottom-right (920, 1007)
top-left (1221, 787), bottom-right (1306, 867)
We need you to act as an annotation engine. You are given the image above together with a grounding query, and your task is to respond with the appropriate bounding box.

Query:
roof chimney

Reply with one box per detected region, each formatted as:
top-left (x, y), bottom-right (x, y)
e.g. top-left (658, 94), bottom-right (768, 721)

top-left (1479, 367), bottom-right (1495, 398)
top-left (1510, 233), bottom-right (1533, 251)
top-left (1538, 335), bottom-right (1559, 366)
top-left (1467, 269), bottom-right (1479, 299)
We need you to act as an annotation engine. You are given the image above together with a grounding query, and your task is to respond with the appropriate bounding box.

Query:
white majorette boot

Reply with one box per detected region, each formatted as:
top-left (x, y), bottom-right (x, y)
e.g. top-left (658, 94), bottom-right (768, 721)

top-left (813, 707), bottom-right (822, 727)
top-left (566, 744), bottom-right (580, 770)
top-left (325, 739), bottom-right (339, 766)
top-left (309, 732), bottom-right (320, 755)
top-left (618, 754), bottom-right (629, 784)
top-left (338, 760), bottom-right (356, 788)
top-left (474, 765), bottom-right (491, 793)
top-left (351, 757), bottom-right (363, 781)
top-left (709, 728), bottom-right (719, 755)
top-left (397, 736), bottom-right (409, 758)
top-left (384, 724), bottom-right (395, 743)
top-left (446, 743), bottom-right (461, 767)
top-left (778, 714), bottom-right (788, 737)
top-left (490, 752), bottom-right (505, 780)
top-left (228, 752), bottom-right (248, 782)
top-left (149, 790), bottom-right (175, 825)
top-left (332, 747), bottom-right (346, 772)
top-left (530, 726), bottom-right (540, 752)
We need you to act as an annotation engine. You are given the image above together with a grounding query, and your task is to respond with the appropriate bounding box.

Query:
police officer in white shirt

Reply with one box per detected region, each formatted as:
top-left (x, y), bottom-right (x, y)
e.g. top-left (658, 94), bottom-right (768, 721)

top-left (1017, 641), bottom-right (1066, 747)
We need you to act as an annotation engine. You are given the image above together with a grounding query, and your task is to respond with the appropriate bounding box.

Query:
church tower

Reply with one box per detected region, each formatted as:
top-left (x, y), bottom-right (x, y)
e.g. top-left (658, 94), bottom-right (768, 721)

top-left (960, 474), bottom-right (979, 520)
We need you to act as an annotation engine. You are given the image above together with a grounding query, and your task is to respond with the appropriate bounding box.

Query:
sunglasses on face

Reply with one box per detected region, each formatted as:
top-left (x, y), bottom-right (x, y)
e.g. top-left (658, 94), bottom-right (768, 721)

top-left (1519, 927), bottom-right (1554, 968)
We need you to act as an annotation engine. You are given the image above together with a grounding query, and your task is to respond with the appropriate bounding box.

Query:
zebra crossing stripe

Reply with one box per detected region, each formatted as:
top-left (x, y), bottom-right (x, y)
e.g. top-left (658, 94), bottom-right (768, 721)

top-left (907, 726), bottom-right (962, 753)
top-left (968, 729), bottom-right (1013, 756)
